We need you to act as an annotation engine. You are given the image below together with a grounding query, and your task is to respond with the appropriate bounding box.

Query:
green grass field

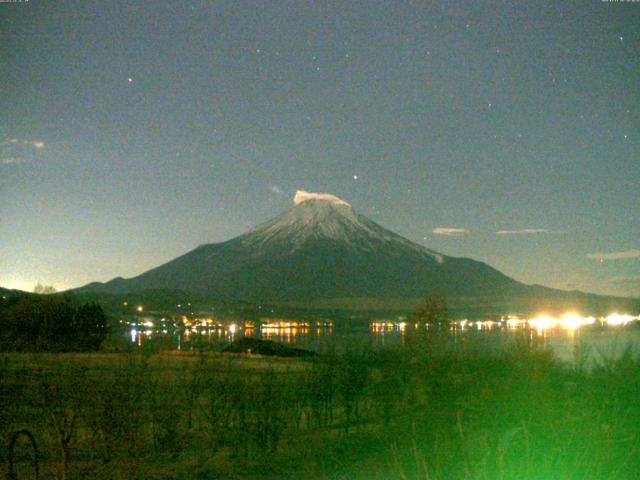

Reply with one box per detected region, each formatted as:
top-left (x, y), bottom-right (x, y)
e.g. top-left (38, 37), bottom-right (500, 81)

top-left (1, 333), bottom-right (639, 479)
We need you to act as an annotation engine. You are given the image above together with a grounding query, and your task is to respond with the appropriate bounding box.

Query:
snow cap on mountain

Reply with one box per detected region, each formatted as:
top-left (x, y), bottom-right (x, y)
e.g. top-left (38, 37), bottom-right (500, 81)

top-left (294, 190), bottom-right (350, 206)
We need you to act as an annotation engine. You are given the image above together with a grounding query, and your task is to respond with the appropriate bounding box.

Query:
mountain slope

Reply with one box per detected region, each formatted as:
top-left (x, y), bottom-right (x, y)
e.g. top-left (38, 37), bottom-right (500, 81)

top-left (76, 191), bottom-right (637, 314)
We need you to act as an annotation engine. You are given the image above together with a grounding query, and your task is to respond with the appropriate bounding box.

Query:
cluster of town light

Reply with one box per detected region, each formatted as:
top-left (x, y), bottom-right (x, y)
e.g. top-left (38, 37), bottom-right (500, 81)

top-left (502, 312), bottom-right (639, 332)
top-left (127, 315), bottom-right (337, 343)
top-left (371, 313), bottom-right (639, 334)
top-left (260, 320), bottom-right (333, 339)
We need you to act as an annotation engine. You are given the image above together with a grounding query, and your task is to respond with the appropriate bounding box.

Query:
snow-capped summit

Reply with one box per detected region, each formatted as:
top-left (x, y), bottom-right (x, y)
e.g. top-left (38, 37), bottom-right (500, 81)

top-left (242, 191), bottom-right (443, 262)
top-left (245, 193), bottom-right (363, 245)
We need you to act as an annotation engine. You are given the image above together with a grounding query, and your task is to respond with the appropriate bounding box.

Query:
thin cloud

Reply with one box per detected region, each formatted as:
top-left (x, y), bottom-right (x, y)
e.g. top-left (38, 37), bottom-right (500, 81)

top-left (586, 250), bottom-right (640, 261)
top-left (495, 228), bottom-right (550, 235)
top-left (432, 227), bottom-right (466, 236)
top-left (605, 275), bottom-right (640, 285)
top-left (7, 139), bottom-right (45, 149)
top-left (1, 137), bottom-right (45, 167)
top-left (1, 157), bottom-right (26, 165)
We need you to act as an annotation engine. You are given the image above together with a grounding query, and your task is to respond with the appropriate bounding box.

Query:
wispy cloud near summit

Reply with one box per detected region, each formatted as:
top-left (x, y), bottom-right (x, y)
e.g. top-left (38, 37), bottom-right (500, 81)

top-left (293, 190), bottom-right (350, 206)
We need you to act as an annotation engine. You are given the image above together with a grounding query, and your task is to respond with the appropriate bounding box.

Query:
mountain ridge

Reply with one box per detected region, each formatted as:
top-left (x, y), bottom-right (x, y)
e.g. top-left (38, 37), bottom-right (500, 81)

top-left (75, 192), bottom-right (639, 315)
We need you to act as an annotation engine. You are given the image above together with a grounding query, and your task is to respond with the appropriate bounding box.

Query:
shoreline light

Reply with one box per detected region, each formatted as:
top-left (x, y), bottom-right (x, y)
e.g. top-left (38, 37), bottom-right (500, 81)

top-left (605, 313), bottom-right (639, 326)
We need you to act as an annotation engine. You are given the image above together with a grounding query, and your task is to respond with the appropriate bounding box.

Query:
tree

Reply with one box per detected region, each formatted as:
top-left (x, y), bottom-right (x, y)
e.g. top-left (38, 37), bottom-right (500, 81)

top-left (413, 294), bottom-right (450, 326)
top-left (0, 296), bottom-right (108, 351)
top-left (74, 303), bottom-right (108, 351)
top-left (33, 283), bottom-right (57, 295)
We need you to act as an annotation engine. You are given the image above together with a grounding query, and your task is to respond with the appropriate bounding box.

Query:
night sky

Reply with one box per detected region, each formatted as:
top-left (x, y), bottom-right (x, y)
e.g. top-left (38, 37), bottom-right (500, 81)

top-left (1, 0), bottom-right (638, 297)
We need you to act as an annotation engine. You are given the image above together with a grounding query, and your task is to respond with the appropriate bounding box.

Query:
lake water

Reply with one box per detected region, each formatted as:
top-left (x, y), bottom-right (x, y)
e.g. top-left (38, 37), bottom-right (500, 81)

top-left (128, 316), bottom-right (640, 365)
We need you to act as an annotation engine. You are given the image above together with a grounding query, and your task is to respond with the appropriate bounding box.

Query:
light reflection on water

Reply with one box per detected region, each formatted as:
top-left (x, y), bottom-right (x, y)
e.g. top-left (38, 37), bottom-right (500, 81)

top-left (127, 314), bottom-right (640, 363)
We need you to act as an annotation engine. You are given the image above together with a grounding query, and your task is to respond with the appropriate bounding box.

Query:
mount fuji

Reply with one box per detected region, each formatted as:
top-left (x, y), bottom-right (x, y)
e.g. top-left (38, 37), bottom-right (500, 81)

top-left (77, 191), bottom-right (637, 315)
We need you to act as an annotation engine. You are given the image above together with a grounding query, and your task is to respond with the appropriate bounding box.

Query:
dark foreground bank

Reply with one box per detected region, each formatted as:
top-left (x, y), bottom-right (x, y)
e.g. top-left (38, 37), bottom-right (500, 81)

top-left (1, 334), bottom-right (639, 479)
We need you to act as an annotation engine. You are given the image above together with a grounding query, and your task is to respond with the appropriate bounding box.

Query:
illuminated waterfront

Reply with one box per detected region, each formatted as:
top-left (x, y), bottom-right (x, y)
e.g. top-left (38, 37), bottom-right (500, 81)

top-left (124, 312), bottom-right (640, 363)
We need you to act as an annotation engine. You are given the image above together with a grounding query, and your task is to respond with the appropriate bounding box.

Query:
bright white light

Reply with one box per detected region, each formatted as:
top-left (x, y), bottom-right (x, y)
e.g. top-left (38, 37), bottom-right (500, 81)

top-left (559, 313), bottom-right (580, 330)
top-left (529, 314), bottom-right (556, 332)
top-left (228, 323), bottom-right (237, 334)
top-left (526, 313), bottom-right (597, 332)
top-left (605, 313), bottom-right (638, 326)
top-left (507, 318), bottom-right (526, 328)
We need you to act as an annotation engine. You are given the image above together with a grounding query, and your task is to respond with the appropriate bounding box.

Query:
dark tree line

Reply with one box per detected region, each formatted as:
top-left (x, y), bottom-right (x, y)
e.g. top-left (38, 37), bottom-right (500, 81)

top-left (413, 294), bottom-right (450, 325)
top-left (0, 294), bottom-right (108, 351)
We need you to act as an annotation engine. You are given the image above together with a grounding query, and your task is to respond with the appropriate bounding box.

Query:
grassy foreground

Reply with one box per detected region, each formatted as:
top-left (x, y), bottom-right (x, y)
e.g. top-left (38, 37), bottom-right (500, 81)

top-left (1, 333), bottom-right (639, 479)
